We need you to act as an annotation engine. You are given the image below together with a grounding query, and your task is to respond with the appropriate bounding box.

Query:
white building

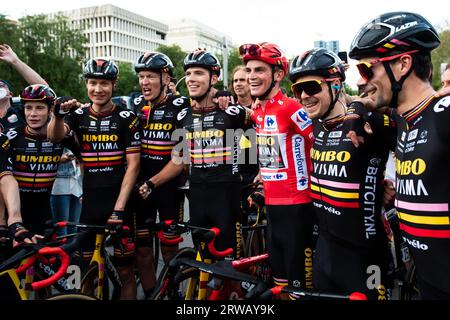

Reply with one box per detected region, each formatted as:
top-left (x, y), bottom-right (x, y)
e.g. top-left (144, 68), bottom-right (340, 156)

top-left (47, 4), bottom-right (168, 63)
top-left (314, 40), bottom-right (340, 54)
top-left (166, 18), bottom-right (233, 56)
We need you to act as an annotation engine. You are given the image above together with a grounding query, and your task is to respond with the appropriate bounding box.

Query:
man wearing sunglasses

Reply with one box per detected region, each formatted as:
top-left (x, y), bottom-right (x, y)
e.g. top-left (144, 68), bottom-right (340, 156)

top-left (289, 48), bottom-right (396, 299)
top-left (240, 42), bottom-right (317, 295)
top-left (350, 11), bottom-right (450, 299)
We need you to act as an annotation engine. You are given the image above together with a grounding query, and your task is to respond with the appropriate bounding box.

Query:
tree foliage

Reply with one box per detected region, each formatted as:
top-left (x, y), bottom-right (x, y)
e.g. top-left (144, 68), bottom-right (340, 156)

top-left (115, 61), bottom-right (140, 96)
top-left (431, 27), bottom-right (450, 89)
top-left (0, 14), bottom-right (87, 99)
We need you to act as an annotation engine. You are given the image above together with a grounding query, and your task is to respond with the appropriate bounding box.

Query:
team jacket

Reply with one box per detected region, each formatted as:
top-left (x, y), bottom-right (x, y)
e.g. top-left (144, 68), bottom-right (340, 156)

top-left (5, 126), bottom-right (70, 193)
top-left (393, 94), bottom-right (450, 292)
top-left (310, 111), bottom-right (395, 248)
top-left (64, 104), bottom-right (141, 189)
top-left (176, 104), bottom-right (249, 184)
top-left (130, 94), bottom-right (190, 180)
top-left (251, 90), bottom-right (313, 205)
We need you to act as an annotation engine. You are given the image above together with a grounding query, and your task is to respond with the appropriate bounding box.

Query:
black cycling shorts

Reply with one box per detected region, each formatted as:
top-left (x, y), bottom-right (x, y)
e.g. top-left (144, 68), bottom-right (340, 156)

top-left (78, 186), bottom-right (134, 267)
top-left (266, 203), bottom-right (318, 289)
top-left (132, 180), bottom-right (185, 248)
top-left (189, 182), bottom-right (243, 259)
top-left (313, 233), bottom-right (389, 300)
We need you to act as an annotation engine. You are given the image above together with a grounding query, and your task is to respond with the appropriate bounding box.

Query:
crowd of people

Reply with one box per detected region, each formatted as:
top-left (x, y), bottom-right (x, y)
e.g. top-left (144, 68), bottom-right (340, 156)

top-left (0, 11), bottom-right (449, 300)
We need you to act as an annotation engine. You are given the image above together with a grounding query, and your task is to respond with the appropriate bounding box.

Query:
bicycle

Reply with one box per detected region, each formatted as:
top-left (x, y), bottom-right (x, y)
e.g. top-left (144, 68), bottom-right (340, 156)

top-left (151, 220), bottom-right (271, 300)
top-left (0, 231), bottom-right (95, 300)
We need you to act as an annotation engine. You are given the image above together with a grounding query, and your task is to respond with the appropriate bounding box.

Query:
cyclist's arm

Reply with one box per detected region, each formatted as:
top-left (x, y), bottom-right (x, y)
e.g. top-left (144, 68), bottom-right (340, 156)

top-left (0, 174), bottom-right (23, 225)
top-left (113, 152), bottom-right (140, 211)
top-left (0, 44), bottom-right (47, 85)
top-left (148, 158), bottom-right (186, 188)
top-left (47, 116), bottom-right (70, 143)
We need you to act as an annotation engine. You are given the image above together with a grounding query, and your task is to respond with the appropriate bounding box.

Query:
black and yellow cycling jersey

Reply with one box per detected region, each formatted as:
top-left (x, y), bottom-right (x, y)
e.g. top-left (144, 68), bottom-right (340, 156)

top-left (393, 93), bottom-right (450, 295)
top-left (130, 94), bottom-right (190, 180)
top-left (311, 111), bottom-right (396, 248)
top-left (64, 104), bottom-right (140, 189)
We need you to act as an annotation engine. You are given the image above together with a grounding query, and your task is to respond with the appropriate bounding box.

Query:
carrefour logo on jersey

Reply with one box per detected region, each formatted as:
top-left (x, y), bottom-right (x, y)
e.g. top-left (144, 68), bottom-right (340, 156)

top-left (264, 116), bottom-right (278, 131)
top-left (261, 172), bottom-right (287, 181)
top-left (291, 109), bottom-right (312, 131)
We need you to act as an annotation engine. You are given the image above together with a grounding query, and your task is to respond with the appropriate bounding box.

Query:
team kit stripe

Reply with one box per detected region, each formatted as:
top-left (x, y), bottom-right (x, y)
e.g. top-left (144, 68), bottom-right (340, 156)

top-left (310, 176), bottom-right (360, 189)
top-left (311, 193), bottom-right (359, 208)
top-left (15, 176), bottom-right (56, 183)
top-left (400, 223), bottom-right (450, 239)
top-left (142, 144), bottom-right (174, 150)
top-left (396, 199), bottom-right (448, 212)
top-left (82, 156), bottom-right (123, 162)
top-left (398, 211), bottom-right (450, 225)
top-left (83, 161), bottom-right (122, 167)
top-left (142, 149), bottom-right (172, 155)
top-left (311, 184), bottom-right (359, 199)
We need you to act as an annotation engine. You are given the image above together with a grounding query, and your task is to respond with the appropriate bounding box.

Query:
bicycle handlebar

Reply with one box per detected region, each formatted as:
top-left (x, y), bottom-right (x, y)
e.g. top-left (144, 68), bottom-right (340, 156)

top-left (207, 227), bottom-right (234, 258)
top-left (158, 220), bottom-right (233, 258)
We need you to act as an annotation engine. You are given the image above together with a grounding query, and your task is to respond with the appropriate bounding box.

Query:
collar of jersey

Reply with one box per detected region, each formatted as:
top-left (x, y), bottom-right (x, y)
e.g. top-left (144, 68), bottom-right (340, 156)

top-left (401, 93), bottom-right (435, 123)
top-left (89, 104), bottom-right (116, 117)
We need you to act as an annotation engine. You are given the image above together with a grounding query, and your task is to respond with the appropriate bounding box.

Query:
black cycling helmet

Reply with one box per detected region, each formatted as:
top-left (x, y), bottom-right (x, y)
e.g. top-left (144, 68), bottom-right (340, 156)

top-left (289, 48), bottom-right (346, 83)
top-left (134, 52), bottom-right (174, 76)
top-left (20, 84), bottom-right (57, 106)
top-left (83, 58), bottom-right (119, 81)
top-left (183, 49), bottom-right (221, 76)
top-left (349, 11), bottom-right (440, 60)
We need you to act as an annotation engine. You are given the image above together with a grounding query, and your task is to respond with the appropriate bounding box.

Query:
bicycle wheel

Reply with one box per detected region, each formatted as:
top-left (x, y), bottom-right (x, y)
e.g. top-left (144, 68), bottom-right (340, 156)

top-left (46, 293), bottom-right (97, 300)
top-left (80, 264), bottom-right (110, 300)
top-left (151, 247), bottom-right (197, 300)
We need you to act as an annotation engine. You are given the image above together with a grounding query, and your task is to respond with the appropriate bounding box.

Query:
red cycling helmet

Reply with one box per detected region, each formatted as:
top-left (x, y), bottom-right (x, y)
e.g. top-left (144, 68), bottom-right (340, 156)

top-left (20, 84), bottom-right (57, 106)
top-left (239, 42), bottom-right (288, 73)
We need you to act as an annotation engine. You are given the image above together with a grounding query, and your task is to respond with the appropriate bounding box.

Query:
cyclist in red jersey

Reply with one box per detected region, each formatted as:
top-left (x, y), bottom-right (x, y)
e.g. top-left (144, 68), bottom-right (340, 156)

top-left (240, 42), bottom-right (317, 295)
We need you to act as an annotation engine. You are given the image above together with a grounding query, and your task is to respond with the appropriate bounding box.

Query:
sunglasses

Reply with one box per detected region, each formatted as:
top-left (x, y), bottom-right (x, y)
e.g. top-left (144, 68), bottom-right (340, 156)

top-left (291, 78), bottom-right (336, 98)
top-left (238, 43), bottom-right (282, 58)
top-left (356, 50), bottom-right (419, 81)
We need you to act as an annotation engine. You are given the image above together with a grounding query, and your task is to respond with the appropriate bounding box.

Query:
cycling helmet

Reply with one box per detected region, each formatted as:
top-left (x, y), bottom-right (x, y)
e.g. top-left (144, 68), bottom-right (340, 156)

top-left (349, 11), bottom-right (440, 60)
top-left (239, 42), bottom-right (289, 73)
top-left (20, 84), bottom-right (57, 106)
top-left (134, 52), bottom-right (174, 76)
top-left (183, 49), bottom-right (221, 76)
top-left (83, 59), bottom-right (119, 80)
top-left (289, 48), bottom-right (346, 83)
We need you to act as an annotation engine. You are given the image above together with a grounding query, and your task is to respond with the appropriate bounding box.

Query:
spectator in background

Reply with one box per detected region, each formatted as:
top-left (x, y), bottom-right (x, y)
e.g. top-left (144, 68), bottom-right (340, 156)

top-left (50, 148), bottom-right (82, 236)
top-left (441, 62), bottom-right (450, 89)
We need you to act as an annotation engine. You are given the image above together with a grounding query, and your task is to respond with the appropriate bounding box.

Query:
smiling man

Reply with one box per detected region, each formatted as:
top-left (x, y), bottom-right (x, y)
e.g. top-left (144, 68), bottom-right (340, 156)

top-left (350, 11), bottom-right (449, 299)
top-left (289, 48), bottom-right (396, 299)
top-left (47, 59), bottom-right (141, 299)
top-left (240, 42), bottom-right (317, 296)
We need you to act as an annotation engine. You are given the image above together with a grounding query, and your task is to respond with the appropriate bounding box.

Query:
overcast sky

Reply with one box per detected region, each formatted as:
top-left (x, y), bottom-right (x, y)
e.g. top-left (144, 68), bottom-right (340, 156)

top-left (2, 0), bottom-right (449, 87)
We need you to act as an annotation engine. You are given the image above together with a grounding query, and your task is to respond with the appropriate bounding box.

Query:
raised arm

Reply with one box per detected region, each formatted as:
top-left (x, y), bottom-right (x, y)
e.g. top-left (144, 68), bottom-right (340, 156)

top-left (0, 44), bottom-right (47, 85)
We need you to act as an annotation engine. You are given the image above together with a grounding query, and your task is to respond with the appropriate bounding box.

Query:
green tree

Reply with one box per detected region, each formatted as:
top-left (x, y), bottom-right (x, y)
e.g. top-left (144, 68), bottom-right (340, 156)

top-left (17, 14), bottom-right (88, 99)
top-left (156, 44), bottom-right (188, 96)
top-left (0, 15), bottom-right (25, 94)
top-left (432, 26), bottom-right (450, 89)
top-left (115, 61), bottom-right (139, 96)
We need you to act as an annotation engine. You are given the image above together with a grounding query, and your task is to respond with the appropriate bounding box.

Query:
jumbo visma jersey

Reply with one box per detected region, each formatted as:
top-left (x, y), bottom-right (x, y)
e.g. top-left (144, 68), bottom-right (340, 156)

top-left (5, 126), bottom-right (68, 193)
top-left (176, 104), bottom-right (249, 183)
top-left (131, 94), bottom-right (190, 179)
top-left (64, 104), bottom-right (141, 188)
top-left (393, 94), bottom-right (450, 292)
top-left (251, 90), bottom-right (313, 205)
top-left (310, 112), bottom-right (395, 248)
